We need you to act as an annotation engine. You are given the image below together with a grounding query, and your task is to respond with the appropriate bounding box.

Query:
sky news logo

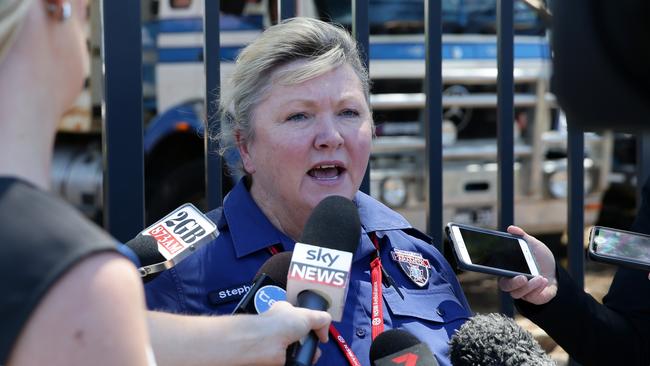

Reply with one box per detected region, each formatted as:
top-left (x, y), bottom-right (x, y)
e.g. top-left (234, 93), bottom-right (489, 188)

top-left (288, 262), bottom-right (347, 287)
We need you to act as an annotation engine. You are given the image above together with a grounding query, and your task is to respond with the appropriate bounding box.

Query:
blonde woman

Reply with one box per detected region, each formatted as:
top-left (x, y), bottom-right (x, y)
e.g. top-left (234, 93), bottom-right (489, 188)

top-left (0, 0), bottom-right (151, 365)
top-left (0, 2), bottom-right (330, 366)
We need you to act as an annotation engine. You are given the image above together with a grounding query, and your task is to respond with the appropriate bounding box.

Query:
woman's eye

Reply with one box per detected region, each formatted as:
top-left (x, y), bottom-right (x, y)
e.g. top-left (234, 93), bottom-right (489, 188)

top-left (340, 109), bottom-right (360, 118)
top-left (286, 113), bottom-right (309, 122)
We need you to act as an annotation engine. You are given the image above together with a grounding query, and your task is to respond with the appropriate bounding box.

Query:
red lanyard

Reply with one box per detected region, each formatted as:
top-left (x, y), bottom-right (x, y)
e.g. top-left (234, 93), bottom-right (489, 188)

top-left (369, 233), bottom-right (385, 341)
top-left (266, 236), bottom-right (384, 366)
top-left (329, 323), bottom-right (363, 366)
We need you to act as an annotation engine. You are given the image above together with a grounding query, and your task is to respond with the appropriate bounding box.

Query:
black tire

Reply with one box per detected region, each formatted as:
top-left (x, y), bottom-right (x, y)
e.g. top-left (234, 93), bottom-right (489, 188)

top-left (146, 159), bottom-right (206, 225)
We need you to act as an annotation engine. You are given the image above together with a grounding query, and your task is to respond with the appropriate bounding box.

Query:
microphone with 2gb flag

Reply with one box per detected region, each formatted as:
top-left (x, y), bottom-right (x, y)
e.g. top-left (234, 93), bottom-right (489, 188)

top-left (286, 195), bottom-right (361, 366)
top-left (369, 329), bottom-right (439, 366)
top-left (125, 203), bottom-right (218, 283)
top-left (231, 252), bottom-right (292, 315)
top-left (449, 313), bottom-right (554, 366)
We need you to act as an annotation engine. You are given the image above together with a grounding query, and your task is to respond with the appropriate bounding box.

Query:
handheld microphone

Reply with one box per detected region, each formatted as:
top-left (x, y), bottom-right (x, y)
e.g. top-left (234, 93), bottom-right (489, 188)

top-left (126, 203), bottom-right (218, 282)
top-left (232, 252), bottom-right (292, 314)
top-left (286, 195), bottom-right (361, 366)
top-left (369, 329), bottom-right (439, 366)
top-left (449, 313), bottom-right (554, 366)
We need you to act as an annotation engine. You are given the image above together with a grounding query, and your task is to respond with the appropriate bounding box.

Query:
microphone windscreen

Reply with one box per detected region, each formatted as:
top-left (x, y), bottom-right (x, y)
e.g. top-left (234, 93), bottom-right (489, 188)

top-left (125, 235), bottom-right (164, 266)
top-left (449, 313), bottom-right (553, 366)
top-left (369, 329), bottom-right (422, 364)
top-left (299, 195), bottom-right (361, 254)
top-left (255, 251), bottom-right (293, 289)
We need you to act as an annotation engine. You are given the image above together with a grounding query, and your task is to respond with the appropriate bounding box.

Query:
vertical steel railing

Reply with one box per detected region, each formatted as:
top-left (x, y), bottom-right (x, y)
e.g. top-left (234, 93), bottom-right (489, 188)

top-left (279, 0), bottom-right (295, 20)
top-left (101, 0), bottom-right (144, 242)
top-left (497, 0), bottom-right (515, 316)
top-left (204, 0), bottom-right (222, 210)
top-left (352, 0), bottom-right (370, 195)
top-left (425, 0), bottom-right (444, 249)
top-left (637, 133), bottom-right (650, 201)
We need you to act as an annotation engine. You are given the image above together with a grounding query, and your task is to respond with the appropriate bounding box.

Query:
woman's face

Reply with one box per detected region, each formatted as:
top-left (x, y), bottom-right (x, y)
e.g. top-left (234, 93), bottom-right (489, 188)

top-left (240, 62), bottom-right (372, 216)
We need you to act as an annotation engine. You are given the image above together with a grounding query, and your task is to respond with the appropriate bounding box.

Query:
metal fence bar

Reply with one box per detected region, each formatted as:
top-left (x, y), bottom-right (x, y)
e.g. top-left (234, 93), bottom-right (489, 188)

top-left (279, 0), bottom-right (296, 20)
top-left (637, 132), bottom-right (650, 201)
top-left (496, 0), bottom-right (515, 316)
top-left (424, 0), bottom-right (443, 249)
top-left (352, 0), bottom-right (370, 195)
top-left (567, 122), bottom-right (585, 366)
top-left (567, 123), bottom-right (585, 286)
top-left (204, 0), bottom-right (222, 210)
top-left (101, 0), bottom-right (144, 242)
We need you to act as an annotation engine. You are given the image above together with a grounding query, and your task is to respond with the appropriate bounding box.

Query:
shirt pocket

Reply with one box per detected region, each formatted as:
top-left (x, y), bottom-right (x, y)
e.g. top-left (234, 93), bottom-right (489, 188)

top-left (383, 284), bottom-right (470, 325)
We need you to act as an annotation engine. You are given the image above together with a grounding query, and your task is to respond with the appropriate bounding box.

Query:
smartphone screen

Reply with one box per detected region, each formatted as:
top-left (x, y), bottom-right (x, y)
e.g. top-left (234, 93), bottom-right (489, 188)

top-left (458, 227), bottom-right (533, 275)
top-left (592, 227), bottom-right (650, 264)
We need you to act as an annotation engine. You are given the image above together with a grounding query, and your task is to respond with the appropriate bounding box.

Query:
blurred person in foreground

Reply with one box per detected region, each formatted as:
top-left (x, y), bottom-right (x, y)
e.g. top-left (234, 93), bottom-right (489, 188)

top-left (498, 179), bottom-right (650, 365)
top-left (0, 1), bottom-right (330, 365)
top-left (145, 17), bottom-right (471, 366)
top-left (497, 0), bottom-right (650, 363)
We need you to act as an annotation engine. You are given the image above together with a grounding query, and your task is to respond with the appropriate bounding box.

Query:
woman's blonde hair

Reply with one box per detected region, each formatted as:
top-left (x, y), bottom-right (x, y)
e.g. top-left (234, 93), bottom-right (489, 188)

top-left (214, 17), bottom-right (371, 174)
top-left (0, 0), bottom-right (34, 64)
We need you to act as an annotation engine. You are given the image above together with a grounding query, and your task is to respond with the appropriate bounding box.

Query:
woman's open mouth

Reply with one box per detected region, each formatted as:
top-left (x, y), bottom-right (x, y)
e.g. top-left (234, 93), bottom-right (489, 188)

top-left (307, 164), bottom-right (346, 180)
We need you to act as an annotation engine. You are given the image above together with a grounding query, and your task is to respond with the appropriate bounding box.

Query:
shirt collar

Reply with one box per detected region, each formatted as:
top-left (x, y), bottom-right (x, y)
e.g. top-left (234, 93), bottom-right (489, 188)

top-left (222, 179), bottom-right (294, 258)
top-left (353, 191), bottom-right (413, 263)
top-left (222, 180), bottom-right (413, 260)
top-left (355, 190), bottom-right (412, 232)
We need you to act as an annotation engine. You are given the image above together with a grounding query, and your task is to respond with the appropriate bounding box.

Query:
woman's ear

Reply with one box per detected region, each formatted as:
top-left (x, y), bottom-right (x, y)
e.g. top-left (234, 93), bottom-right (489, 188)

top-left (235, 131), bottom-right (255, 174)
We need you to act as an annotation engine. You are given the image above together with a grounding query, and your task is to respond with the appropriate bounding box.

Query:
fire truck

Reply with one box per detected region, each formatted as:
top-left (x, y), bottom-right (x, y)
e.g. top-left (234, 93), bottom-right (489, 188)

top-left (52, 0), bottom-right (611, 234)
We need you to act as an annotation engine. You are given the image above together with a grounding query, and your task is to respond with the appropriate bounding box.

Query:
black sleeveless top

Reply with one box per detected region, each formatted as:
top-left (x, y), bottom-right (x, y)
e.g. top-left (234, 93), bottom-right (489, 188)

top-left (0, 177), bottom-right (117, 364)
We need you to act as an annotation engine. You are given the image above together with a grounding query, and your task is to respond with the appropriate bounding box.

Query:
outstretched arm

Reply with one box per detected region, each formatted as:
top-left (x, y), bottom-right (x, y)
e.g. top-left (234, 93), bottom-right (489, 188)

top-left (148, 301), bottom-right (331, 366)
top-left (8, 253), bottom-right (152, 366)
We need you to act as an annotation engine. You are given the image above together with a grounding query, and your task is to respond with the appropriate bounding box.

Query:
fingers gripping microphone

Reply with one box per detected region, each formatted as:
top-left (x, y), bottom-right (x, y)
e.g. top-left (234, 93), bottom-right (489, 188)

top-left (369, 329), bottom-right (439, 366)
top-left (232, 252), bottom-right (292, 314)
top-left (125, 203), bottom-right (218, 283)
top-left (449, 313), bottom-right (554, 366)
top-left (286, 196), bottom-right (361, 366)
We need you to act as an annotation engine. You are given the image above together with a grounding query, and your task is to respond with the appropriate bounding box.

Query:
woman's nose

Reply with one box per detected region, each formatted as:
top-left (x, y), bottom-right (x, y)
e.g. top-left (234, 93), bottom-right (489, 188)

top-left (314, 115), bottom-right (344, 149)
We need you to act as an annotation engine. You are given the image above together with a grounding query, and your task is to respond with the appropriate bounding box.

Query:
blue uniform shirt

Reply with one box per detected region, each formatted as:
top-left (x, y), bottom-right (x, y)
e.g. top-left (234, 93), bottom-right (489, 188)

top-left (145, 180), bottom-right (471, 365)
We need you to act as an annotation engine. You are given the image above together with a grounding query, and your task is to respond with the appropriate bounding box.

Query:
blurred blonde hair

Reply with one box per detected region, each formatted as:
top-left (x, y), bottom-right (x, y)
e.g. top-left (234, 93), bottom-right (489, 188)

top-left (0, 0), bottom-right (34, 64)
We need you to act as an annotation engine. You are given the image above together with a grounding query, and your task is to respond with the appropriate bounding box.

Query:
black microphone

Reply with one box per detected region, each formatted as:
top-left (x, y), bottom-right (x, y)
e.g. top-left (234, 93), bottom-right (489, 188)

top-left (124, 235), bottom-right (163, 282)
top-left (231, 252), bottom-right (292, 314)
top-left (286, 195), bottom-right (361, 366)
top-left (449, 313), bottom-right (554, 366)
top-left (369, 329), bottom-right (439, 366)
top-left (125, 203), bottom-right (218, 283)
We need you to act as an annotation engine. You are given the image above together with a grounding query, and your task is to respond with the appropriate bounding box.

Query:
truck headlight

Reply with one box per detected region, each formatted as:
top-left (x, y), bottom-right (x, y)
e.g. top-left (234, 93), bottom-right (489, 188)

top-left (548, 170), bottom-right (568, 198)
top-left (547, 167), bottom-right (594, 198)
top-left (381, 177), bottom-right (407, 208)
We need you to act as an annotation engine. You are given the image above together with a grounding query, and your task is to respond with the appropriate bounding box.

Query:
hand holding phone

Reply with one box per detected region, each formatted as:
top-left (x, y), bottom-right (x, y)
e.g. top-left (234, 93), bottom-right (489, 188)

top-left (497, 226), bottom-right (558, 305)
top-left (446, 223), bottom-right (540, 278)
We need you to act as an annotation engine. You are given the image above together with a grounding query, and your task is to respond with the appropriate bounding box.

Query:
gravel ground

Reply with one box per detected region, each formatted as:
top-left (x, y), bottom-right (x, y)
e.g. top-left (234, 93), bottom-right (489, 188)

top-left (459, 260), bottom-right (618, 365)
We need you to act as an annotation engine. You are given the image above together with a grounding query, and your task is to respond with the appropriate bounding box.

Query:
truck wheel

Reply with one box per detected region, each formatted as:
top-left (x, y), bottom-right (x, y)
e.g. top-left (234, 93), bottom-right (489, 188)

top-left (146, 158), bottom-right (205, 225)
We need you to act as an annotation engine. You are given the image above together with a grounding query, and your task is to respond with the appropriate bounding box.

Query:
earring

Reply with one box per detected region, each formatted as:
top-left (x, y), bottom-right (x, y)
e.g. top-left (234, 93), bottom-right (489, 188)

top-left (47, 1), bottom-right (72, 22)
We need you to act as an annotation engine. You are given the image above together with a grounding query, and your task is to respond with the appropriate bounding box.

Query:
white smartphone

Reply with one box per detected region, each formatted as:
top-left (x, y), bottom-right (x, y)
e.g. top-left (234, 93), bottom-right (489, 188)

top-left (446, 222), bottom-right (540, 278)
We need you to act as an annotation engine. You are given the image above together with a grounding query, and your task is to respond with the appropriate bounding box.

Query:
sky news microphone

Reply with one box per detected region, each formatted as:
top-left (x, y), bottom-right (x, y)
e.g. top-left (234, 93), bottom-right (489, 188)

top-left (125, 203), bottom-right (218, 283)
top-left (232, 252), bottom-right (292, 315)
top-left (286, 195), bottom-right (361, 366)
top-left (449, 313), bottom-right (554, 366)
top-left (369, 329), bottom-right (439, 366)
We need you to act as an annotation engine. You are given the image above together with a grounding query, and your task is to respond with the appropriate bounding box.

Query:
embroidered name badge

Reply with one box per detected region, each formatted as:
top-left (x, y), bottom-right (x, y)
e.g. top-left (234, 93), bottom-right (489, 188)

top-left (390, 249), bottom-right (431, 288)
top-left (208, 283), bottom-right (252, 306)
